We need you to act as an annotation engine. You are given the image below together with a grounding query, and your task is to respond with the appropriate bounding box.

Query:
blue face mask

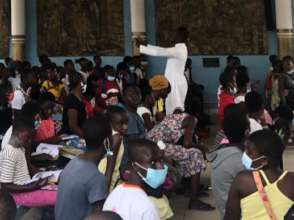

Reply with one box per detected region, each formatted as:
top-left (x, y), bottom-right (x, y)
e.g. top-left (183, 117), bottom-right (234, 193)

top-left (241, 152), bottom-right (266, 170)
top-left (135, 162), bottom-right (168, 189)
top-left (107, 76), bottom-right (116, 81)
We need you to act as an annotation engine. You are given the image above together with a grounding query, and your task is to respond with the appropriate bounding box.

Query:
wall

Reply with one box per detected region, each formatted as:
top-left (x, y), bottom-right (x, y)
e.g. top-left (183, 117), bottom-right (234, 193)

top-left (2, 0), bottom-right (280, 106)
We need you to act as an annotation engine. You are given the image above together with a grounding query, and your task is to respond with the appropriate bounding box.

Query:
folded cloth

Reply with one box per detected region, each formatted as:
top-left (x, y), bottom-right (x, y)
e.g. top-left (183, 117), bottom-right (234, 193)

top-left (31, 143), bottom-right (63, 159)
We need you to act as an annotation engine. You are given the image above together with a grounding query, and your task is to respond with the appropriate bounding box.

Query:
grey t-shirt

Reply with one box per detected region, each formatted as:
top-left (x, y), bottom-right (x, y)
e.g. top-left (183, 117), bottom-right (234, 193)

top-left (210, 146), bottom-right (245, 219)
top-left (55, 158), bottom-right (107, 220)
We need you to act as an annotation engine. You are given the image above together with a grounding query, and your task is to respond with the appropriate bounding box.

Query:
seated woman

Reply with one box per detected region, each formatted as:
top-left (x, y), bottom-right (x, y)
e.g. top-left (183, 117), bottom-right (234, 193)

top-left (224, 129), bottom-right (294, 220)
top-left (146, 105), bottom-right (215, 210)
top-left (41, 63), bottom-right (66, 103)
top-left (98, 106), bottom-right (128, 192)
top-left (0, 117), bottom-right (56, 207)
top-left (34, 92), bottom-right (60, 144)
top-left (61, 73), bottom-right (86, 137)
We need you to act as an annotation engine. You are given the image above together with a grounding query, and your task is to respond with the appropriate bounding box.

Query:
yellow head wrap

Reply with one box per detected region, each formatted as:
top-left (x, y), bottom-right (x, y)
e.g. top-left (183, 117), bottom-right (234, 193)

top-left (149, 75), bottom-right (169, 91)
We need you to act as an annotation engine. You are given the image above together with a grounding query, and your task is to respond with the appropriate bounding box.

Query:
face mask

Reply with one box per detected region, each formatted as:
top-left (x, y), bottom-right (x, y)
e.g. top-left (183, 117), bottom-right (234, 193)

top-left (241, 152), bottom-right (266, 170)
top-left (129, 66), bottom-right (135, 72)
top-left (104, 138), bottom-right (113, 156)
top-left (34, 120), bottom-right (41, 130)
top-left (81, 82), bottom-right (87, 93)
top-left (105, 96), bottom-right (118, 106)
top-left (230, 87), bottom-right (237, 95)
top-left (135, 162), bottom-right (168, 189)
top-left (107, 76), bottom-right (116, 81)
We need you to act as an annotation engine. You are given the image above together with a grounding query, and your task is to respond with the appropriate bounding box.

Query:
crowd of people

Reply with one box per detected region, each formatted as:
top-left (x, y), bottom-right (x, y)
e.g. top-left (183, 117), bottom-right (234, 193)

top-left (0, 51), bottom-right (293, 220)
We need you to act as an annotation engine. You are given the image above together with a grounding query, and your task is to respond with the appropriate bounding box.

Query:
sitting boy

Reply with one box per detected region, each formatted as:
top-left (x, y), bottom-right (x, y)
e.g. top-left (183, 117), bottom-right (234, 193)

top-left (0, 117), bottom-right (56, 207)
top-left (103, 139), bottom-right (163, 220)
top-left (55, 114), bottom-right (111, 220)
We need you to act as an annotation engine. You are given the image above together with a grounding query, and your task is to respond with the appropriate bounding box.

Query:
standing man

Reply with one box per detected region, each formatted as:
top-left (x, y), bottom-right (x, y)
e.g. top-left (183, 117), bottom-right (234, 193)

top-left (139, 27), bottom-right (189, 114)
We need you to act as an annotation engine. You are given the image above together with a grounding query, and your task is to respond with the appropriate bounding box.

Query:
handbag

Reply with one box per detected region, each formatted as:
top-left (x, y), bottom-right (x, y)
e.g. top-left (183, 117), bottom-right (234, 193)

top-left (253, 171), bottom-right (278, 220)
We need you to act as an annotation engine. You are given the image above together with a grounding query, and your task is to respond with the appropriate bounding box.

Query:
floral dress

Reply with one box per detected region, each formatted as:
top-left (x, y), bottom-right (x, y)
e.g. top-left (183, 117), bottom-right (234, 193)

top-left (147, 113), bottom-right (206, 177)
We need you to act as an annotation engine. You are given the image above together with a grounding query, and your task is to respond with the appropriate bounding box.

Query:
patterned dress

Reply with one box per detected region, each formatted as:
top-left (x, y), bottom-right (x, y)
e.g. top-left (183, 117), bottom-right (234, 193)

top-left (147, 113), bottom-right (206, 177)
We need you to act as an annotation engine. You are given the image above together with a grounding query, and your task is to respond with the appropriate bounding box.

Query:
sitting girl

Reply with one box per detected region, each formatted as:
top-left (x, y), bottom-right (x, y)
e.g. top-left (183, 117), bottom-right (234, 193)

top-left (98, 106), bottom-right (128, 192)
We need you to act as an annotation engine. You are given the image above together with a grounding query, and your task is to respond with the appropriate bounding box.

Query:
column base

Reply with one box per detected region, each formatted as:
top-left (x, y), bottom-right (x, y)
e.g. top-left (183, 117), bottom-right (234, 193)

top-left (132, 32), bottom-right (146, 56)
top-left (11, 35), bottom-right (25, 61)
top-left (277, 29), bottom-right (294, 58)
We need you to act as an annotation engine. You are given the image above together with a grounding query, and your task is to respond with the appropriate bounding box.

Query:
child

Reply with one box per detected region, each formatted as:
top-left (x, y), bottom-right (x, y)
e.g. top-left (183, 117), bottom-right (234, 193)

top-left (218, 68), bottom-right (236, 123)
top-left (0, 117), bottom-right (56, 207)
top-left (34, 92), bottom-right (60, 144)
top-left (103, 139), bottom-right (163, 220)
top-left (83, 75), bottom-right (99, 118)
top-left (55, 114), bottom-right (111, 220)
top-left (98, 106), bottom-right (128, 192)
top-left (96, 65), bottom-right (120, 113)
top-left (245, 91), bottom-right (264, 133)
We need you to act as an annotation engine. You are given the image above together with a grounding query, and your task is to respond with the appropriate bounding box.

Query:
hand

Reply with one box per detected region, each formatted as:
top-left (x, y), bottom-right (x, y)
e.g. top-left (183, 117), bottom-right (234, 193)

top-left (135, 38), bottom-right (147, 47)
top-left (31, 178), bottom-right (48, 190)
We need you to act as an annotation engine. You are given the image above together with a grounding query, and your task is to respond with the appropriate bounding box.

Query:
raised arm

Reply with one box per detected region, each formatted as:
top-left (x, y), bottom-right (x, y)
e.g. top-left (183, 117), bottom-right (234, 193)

top-left (140, 44), bottom-right (179, 58)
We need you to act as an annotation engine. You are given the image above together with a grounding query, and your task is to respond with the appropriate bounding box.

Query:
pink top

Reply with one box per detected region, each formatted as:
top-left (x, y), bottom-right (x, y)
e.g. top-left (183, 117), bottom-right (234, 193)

top-left (35, 118), bottom-right (55, 142)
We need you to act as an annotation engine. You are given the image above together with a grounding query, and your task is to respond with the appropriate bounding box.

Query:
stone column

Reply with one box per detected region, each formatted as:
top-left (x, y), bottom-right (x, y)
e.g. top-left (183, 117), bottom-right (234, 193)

top-left (275, 0), bottom-right (294, 58)
top-left (11, 0), bottom-right (26, 61)
top-left (130, 0), bottom-right (146, 56)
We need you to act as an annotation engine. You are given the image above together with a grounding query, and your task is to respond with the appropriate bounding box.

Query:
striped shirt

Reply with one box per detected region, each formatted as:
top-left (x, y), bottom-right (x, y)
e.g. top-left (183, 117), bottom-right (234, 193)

top-left (0, 144), bottom-right (31, 185)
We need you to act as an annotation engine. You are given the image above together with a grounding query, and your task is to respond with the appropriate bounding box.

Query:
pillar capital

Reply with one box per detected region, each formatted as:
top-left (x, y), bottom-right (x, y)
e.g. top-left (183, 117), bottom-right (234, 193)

top-left (130, 0), bottom-right (146, 56)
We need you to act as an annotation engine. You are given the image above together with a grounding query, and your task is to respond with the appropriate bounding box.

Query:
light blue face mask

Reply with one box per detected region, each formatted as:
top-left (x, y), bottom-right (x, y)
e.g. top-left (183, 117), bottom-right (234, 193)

top-left (107, 76), bottom-right (116, 81)
top-left (135, 162), bottom-right (168, 189)
top-left (241, 152), bottom-right (266, 170)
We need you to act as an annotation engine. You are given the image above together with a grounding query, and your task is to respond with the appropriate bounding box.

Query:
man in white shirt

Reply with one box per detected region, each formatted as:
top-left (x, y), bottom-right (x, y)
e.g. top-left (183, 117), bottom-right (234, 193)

top-left (139, 27), bottom-right (189, 114)
top-left (103, 139), bottom-right (165, 220)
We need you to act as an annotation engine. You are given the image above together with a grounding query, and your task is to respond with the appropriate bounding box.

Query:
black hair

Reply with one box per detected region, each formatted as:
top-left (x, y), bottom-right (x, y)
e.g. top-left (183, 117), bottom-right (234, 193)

top-left (123, 84), bottom-right (140, 97)
top-left (273, 60), bottom-right (283, 73)
top-left (0, 189), bottom-right (16, 220)
top-left (249, 129), bottom-right (284, 166)
top-left (86, 211), bottom-right (123, 220)
top-left (84, 74), bottom-right (98, 96)
top-left (64, 59), bottom-right (73, 67)
top-left (123, 56), bottom-right (132, 65)
top-left (245, 91), bottom-right (263, 114)
top-left (128, 139), bottom-right (156, 163)
top-left (20, 69), bottom-right (36, 83)
top-left (106, 106), bottom-right (127, 123)
top-left (39, 92), bottom-right (55, 105)
top-left (236, 66), bottom-right (250, 89)
top-left (219, 68), bottom-right (235, 89)
top-left (176, 26), bottom-right (189, 42)
top-left (269, 54), bottom-right (278, 64)
top-left (282, 55), bottom-right (294, 64)
top-left (185, 95), bottom-right (202, 117)
top-left (223, 104), bottom-right (248, 143)
top-left (69, 73), bottom-right (82, 91)
top-left (139, 80), bottom-right (152, 102)
top-left (82, 114), bottom-right (111, 147)
top-left (227, 55), bottom-right (234, 62)
top-left (116, 62), bottom-right (128, 71)
top-left (0, 79), bottom-right (12, 108)
top-left (21, 101), bottom-right (41, 120)
top-left (12, 116), bottom-right (34, 134)
top-left (103, 65), bottom-right (115, 72)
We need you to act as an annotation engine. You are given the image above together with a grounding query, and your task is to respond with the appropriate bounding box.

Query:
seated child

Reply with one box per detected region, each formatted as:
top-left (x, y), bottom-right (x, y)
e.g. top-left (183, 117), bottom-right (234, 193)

top-left (103, 139), bottom-right (164, 220)
top-left (0, 117), bottom-right (56, 207)
top-left (55, 114), bottom-right (111, 220)
top-left (34, 92), bottom-right (60, 144)
top-left (98, 106), bottom-right (128, 192)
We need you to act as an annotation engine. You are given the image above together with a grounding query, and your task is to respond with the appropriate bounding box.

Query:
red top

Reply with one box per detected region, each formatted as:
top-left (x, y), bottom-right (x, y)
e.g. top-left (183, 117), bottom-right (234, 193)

top-left (96, 79), bottom-right (120, 113)
top-left (218, 90), bottom-right (235, 123)
top-left (35, 118), bottom-right (55, 142)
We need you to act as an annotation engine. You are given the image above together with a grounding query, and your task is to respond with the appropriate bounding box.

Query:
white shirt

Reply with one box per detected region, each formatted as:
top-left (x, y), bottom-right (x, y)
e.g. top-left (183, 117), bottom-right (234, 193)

top-left (103, 183), bottom-right (160, 220)
top-left (140, 43), bottom-right (188, 114)
top-left (8, 75), bottom-right (21, 90)
top-left (0, 144), bottom-right (31, 185)
top-left (137, 106), bottom-right (152, 121)
top-left (249, 118), bottom-right (263, 134)
top-left (11, 88), bottom-right (26, 110)
top-left (1, 126), bottom-right (12, 150)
